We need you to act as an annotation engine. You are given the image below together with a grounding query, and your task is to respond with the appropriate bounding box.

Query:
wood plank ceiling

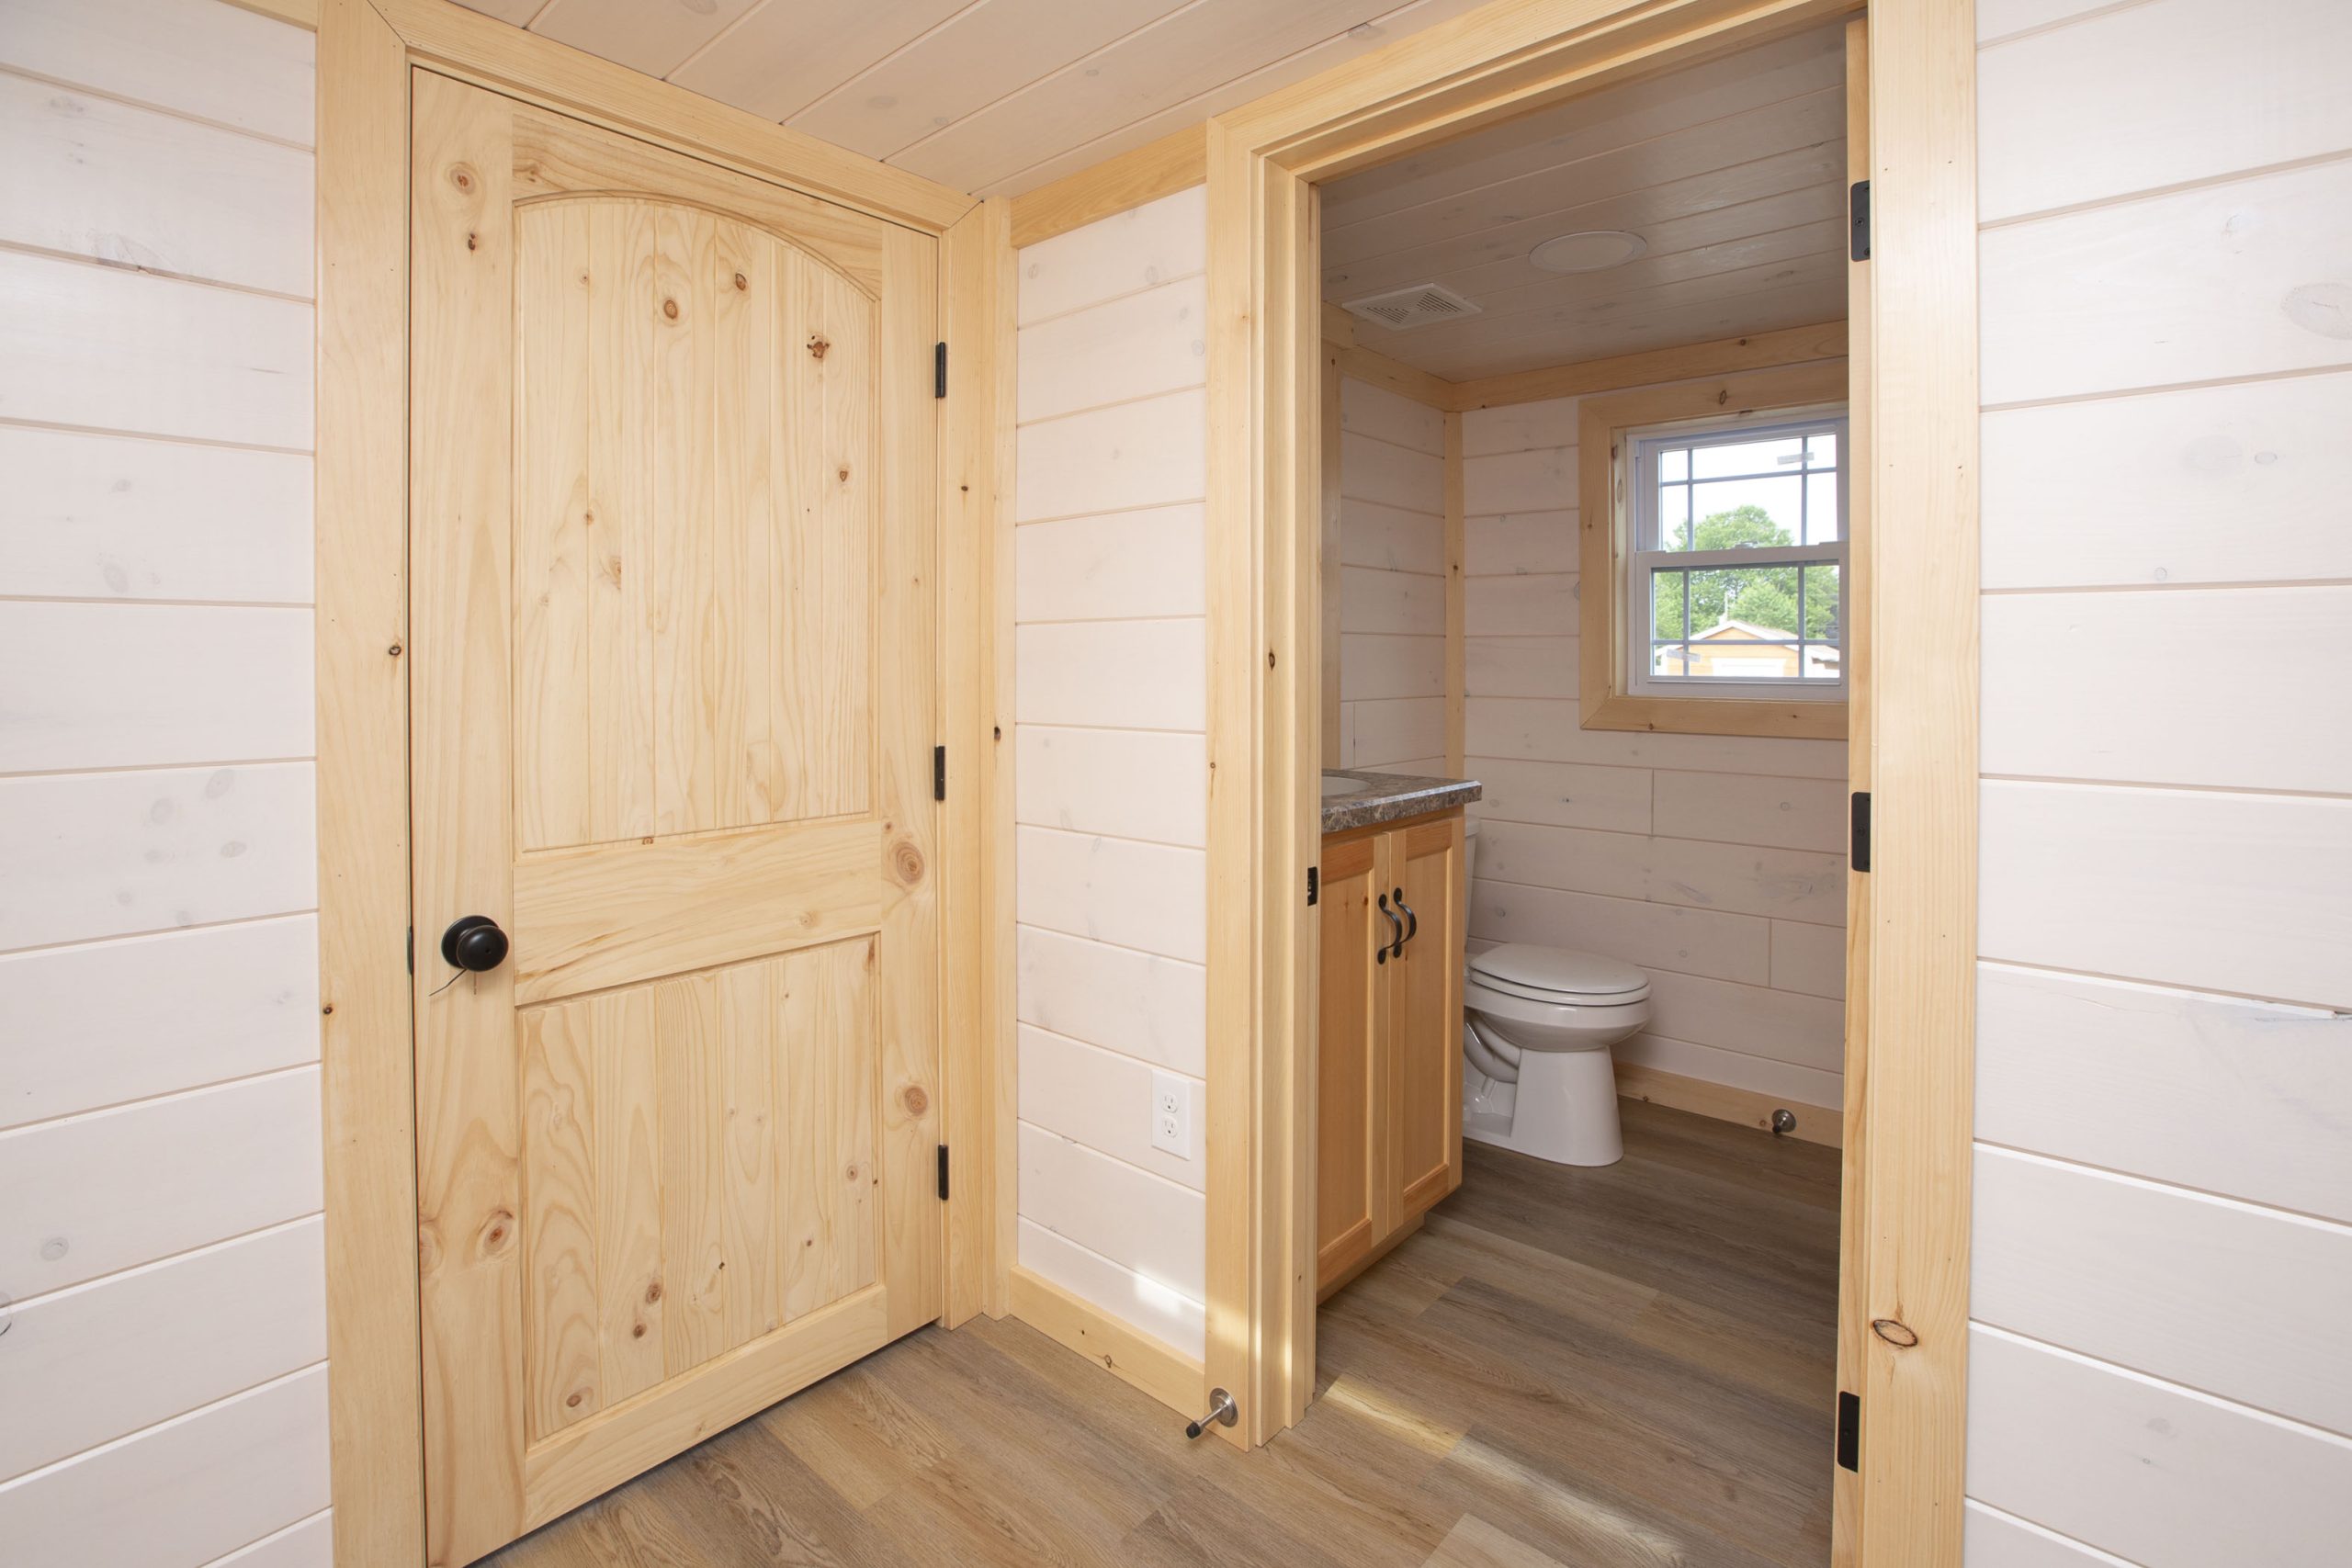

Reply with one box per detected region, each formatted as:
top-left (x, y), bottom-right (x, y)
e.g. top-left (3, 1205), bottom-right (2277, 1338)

top-left (452, 0), bottom-right (1487, 196)
top-left (1320, 23), bottom-right (1849, 381)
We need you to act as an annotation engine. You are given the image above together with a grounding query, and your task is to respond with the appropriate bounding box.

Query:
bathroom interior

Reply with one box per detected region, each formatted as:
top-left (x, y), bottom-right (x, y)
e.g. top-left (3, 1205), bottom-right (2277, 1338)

top-left (1312, 22), bottom-right (1856, 1560)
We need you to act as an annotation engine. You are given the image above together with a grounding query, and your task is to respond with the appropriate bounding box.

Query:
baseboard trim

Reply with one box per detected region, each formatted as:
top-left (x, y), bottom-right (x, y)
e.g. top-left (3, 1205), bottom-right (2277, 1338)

top-left (1614, 1062), bottom-right (1842, 1148)
top-left (1007, 1265), bottom-right (1204, 1418)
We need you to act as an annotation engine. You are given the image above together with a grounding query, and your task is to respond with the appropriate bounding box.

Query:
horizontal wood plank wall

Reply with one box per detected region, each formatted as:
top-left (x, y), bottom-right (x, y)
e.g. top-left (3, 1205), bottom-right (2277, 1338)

top-left (1458, 367), bottom-right (1849, 1137)
top-left (1335, 378), bottom-right (1448, 772)
top-left (1966, 2), bottom-right (2352, 1562)
top-left (0, 1), bottom-right (331, 1562)
top-left (1010, 186), bottom-right (1212, 1379)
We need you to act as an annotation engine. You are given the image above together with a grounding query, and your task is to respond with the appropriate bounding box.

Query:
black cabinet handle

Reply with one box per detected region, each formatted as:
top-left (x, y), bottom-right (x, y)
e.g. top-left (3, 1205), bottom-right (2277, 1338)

top-left (1392, 888), bottom-right (1417, 955)
top-left (1375, 893), bottom-right (1401, 964)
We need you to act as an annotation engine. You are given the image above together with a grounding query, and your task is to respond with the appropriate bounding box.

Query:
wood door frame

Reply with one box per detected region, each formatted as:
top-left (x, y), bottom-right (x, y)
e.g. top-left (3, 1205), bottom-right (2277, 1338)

top-left (1202, 2), bottom-right (1980, 1562)
top-left (315, 3), bottom-right (1000, 1561)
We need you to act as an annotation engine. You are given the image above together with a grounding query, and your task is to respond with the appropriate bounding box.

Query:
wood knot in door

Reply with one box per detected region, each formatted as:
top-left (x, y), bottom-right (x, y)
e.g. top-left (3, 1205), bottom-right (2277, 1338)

top-left (733, 271), bottom-right (749, 291)
top-left (1871, 1317), bottom-right (1919, 1348)
top-left (448, 164), bottom-right (476, 194)
top-left (807, 334), bottom-right (831, 360)
top-left (477, 1208), bottom-right (517, 1258)
top-left (891, 839), bottom-right (924, 887)
top-left (662, 298), bottom-right (680, 321)
top-left (900, 1085), bottom-right (929, 1118)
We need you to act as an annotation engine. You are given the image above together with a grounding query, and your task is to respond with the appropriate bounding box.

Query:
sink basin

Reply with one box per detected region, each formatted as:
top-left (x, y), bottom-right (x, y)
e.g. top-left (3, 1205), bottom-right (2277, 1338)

top-left (1320, 774), bottom-right (1359, 797)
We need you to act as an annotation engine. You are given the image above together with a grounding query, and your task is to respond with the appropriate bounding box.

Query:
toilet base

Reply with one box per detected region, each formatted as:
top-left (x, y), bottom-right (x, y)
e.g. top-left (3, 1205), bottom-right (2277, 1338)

top-left (1462, 1044), bottom-right (1623, 1167)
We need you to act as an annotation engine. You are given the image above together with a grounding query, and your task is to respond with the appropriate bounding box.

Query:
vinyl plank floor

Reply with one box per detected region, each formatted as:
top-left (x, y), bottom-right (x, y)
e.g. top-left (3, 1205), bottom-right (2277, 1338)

top-left (484, 1100), bottom-right (1838, 1568)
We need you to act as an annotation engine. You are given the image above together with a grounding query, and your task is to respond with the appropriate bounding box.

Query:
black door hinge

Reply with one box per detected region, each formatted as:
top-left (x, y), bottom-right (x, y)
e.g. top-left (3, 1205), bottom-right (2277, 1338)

top-left (936, 1144), bottom-right (951, 1201)
top-left (1849, 180), bottom-right (1871, 263)
top-left (1306, 866), bottom-right (1319, 907)
top-left (933, 745), bottom-right (947, 802)
top-left (1850, 791), bottom-right (1871, 874)
top-left (1836, 1390), bottom-right (1860, 1472)
top-left (934, 342), bottom-right (947, 398)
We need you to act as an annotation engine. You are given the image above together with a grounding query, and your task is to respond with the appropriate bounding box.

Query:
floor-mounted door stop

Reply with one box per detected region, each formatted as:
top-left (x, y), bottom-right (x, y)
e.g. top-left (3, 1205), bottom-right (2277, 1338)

top-left (1185, 1388), bottom-right (1238, 1439)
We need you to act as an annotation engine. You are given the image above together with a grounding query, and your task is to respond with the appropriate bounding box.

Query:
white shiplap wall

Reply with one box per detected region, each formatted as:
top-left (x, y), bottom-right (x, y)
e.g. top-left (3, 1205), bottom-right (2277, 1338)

top-left (1336, 378), bottom-right (1449, 771)
top-left (0, 2), bottom-right (325, 1563)
top-left (1459, 393), bottom-right (1849, 1116)
top-left (1012, 186), bottom-right (1210, 1359)
top-left (1966, 1), bottom-right (2352, 1563)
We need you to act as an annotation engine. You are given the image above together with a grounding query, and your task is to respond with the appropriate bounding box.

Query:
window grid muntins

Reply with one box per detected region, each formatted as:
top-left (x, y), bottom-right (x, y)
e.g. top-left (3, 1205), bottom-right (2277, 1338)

top-left (1628, 412), bottom-right (1849, 700)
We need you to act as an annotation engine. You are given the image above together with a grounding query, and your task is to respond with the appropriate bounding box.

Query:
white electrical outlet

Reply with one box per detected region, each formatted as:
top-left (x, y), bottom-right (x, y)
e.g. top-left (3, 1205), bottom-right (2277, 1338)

top-left (1150, 1071), bottom-right (1192, 1158)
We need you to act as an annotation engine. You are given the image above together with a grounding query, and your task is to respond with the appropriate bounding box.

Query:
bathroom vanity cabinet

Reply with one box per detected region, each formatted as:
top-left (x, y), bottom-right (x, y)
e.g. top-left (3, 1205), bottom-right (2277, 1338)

top-left (1316, 807), bottom-right (1467, 1297)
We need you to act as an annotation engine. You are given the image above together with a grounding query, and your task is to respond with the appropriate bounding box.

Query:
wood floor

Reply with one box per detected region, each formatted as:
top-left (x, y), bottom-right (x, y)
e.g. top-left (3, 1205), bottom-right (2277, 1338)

top-left (487, 1100), bottom-right (1841, 1568)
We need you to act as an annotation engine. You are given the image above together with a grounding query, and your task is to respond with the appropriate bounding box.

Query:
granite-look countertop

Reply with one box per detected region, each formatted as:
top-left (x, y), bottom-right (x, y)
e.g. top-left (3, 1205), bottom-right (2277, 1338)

top-left (1320, 769), bottom-right (1482, 834)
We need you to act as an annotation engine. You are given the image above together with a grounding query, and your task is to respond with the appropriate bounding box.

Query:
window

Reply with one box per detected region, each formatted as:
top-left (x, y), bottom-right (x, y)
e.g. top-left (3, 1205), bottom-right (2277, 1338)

top-left (1576, 363), bottom-right (1851, 739)
top-left (1625, 412), bottom-right (1849, 700)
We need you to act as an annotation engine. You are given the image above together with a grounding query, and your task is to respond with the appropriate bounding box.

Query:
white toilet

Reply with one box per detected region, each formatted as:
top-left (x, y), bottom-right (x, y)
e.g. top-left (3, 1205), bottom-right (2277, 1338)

top-left (1460, 820), bottom-right (1650, 1167)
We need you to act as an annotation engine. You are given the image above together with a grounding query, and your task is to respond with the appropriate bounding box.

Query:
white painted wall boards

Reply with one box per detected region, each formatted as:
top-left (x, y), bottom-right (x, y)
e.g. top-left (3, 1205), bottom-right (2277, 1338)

top-left (1967, 3), bottom-right (2352, 1561)
top-left (0, 2), bottom-right (328, 1562)
top-left (1010, 186), bottom-right (1210, 1359)
top-left (1460, 388), bottom-right (1849, 1119)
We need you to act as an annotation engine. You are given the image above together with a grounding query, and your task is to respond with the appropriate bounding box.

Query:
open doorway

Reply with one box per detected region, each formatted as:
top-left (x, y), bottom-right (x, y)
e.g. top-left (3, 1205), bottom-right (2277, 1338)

top-left (1207, 9), bottom-right (1934, 1562)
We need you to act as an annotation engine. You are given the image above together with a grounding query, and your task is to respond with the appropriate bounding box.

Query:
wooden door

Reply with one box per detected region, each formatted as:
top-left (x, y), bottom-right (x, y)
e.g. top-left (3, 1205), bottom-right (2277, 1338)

top-left (1315, 834), bottom-right (1383, 1285)
top-left (1385, 817), bottom-right (1463, 1217)
top-left (408, 72), bottom-right (940, 1566)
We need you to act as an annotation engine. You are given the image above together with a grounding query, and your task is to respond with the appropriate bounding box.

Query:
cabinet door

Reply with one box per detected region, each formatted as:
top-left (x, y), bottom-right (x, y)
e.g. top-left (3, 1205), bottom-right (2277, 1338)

top-left (1386, 816), bottom-right (1464, 1217)
top-left (1316, 834), bottom-right (1384, 1283)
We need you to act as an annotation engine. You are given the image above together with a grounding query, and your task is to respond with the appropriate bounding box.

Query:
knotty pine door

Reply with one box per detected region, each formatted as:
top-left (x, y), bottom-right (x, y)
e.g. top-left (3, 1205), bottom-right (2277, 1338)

top-left (408, 72), bottom-right (941, 1565)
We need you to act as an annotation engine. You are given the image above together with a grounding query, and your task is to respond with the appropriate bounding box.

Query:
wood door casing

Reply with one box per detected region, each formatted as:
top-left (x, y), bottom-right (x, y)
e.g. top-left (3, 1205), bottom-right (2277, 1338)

top-left (410, 70), bottom-right (939, 1567)
top-left (1387, 816), bottom-right (1463, 1216)
top-left (1315, 835), bottom-right (1381, 1282)
top-left (1833, 16), bottom-right (1872, 1559)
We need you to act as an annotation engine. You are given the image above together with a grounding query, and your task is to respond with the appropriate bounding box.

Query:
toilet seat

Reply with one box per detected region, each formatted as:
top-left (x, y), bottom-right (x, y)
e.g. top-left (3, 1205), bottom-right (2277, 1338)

top-left (1467, 942), bottom-right (1650, 1007)
top-left (1464, 976), bottom-right (1651, 1040)
top-left (1465, 969), bottom-right (1651, 1008)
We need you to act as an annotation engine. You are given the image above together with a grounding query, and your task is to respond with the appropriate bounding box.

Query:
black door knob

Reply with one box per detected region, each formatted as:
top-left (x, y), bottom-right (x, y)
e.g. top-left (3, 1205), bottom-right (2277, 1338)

top-left (440, 915), bottom-right (509, 974)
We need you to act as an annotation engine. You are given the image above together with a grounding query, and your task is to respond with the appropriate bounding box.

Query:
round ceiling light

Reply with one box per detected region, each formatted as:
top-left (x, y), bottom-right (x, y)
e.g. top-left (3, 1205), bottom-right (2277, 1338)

top-left (1528, 230), bottom-right (1648, 274)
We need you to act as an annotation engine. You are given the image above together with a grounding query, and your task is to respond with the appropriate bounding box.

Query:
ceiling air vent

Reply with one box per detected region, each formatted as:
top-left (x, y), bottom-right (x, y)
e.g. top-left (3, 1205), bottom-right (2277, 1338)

top-left (1339, 282), bottom-right (1481, 333)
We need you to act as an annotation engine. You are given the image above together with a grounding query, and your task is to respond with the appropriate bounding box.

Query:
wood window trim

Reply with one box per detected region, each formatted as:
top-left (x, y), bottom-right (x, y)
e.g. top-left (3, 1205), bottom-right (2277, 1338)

top-left (1577, 361), bottom-right (1853, 741)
